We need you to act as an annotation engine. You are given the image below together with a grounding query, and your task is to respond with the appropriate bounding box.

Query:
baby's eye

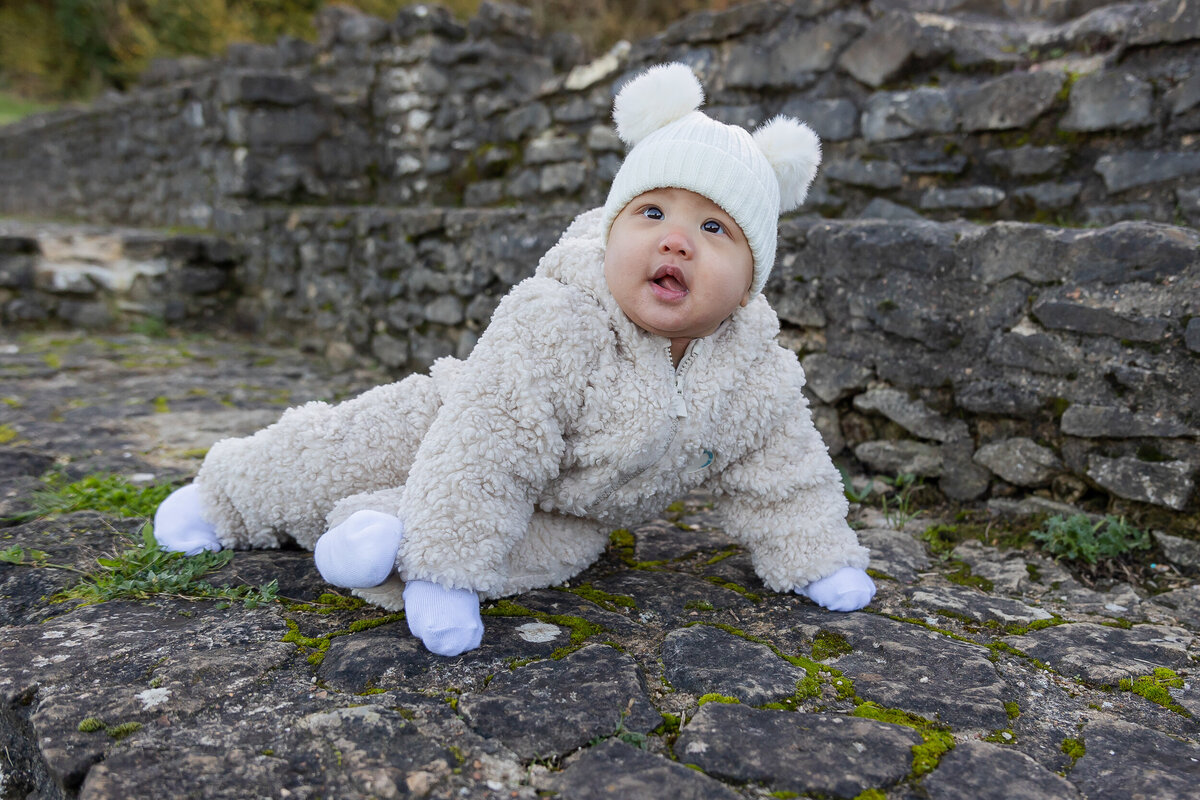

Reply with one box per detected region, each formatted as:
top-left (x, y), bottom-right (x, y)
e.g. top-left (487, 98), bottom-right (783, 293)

top-left (701, 219), bottom-right (727, 235)
top-left (640, 206), bottom-right (664, 220)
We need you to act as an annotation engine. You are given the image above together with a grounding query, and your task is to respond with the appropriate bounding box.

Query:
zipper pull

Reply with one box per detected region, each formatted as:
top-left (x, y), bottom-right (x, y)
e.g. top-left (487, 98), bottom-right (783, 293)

top-left (672, 386), bottom-right (688, 418)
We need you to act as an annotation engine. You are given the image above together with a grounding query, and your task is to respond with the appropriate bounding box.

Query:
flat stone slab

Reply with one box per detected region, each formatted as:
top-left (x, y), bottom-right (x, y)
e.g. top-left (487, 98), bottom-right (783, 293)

top-left (676, 703), bottom-right (922, 798)
top-left (1070, 718), bottom-right (1200, 800)
top-left (4, 329), bottom-right (1200, 798)
top-left (457, 644), bottom-right (661, 761)
top-left (591, 570), bottom-right (755, 621)
top-left (924, 740), bottom-right (1082, 800)
top-left (809, 613), bottom-right (1011, 729)
top-left (906, 584), bottom-right (1054, 626)
top-left (547, 739), bottom-right (740, 800)
top-left (661, 625), bottom-right (805, 705)
top-left (1002, 622), bottom-right (1193, 686)
top-left (855, 526), bottom-right (931, 582)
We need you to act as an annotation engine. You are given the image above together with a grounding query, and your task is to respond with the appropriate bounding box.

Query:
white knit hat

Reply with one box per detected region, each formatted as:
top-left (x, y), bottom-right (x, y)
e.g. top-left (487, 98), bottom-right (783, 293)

top-left (602, 63), bottom-right (822, 295)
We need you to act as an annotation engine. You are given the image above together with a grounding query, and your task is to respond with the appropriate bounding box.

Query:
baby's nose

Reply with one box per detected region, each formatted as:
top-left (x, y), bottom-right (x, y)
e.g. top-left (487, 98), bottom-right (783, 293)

top-left (659, 230), bottom-right (691, 257)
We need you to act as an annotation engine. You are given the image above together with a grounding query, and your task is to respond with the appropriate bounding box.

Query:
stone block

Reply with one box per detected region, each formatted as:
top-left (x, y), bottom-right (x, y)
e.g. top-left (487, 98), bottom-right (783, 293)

top-left (956, 379), bottom-right (1043, 417)
top-left (1128, 0), bottom-right (1200, 45)
top-left (1012, 181), bottom-right (1082, 210)
top-left (1167, 73), bottom-right (1200, 115)
top-left (852, 387), bottom-right (969, 442)
top-left (1187, 318), bottom-right (1200, 353)
top-left (726, 14), bottom-right (864, 88)
top-left (1095, 151), bottom-right (1200, 193)
top-left (920, 186), bottom-right (1005, 210)
top-left (548, 740), bottom-right (741, 800)
top-left (984, 146), bottom-right (1066, 177)
top-left (824, 158), bottom-right (903, 189)
top-left (801, 353), bottom-right (873, 403)
top-left (837, 12), bottom-right (917, 87)
top-left (661, 626), bottom-right (805, 705)
top-left (973, 437), bottom-right (1061, 487)
top-left (524, 134), bottom-right (583, 165)
top-left (1061, 404), bottom-right (1193, 438)
top-left (861, 88), bottom-right (958, 141)
top-left (859, 198), bottom-right (922, 220)
top-left (1062, 71), bottom-right (1153, 131)
top-left (1032, 300), bottom-right (1169, 342)
top-left (854, 439), bottom-right (943, 477)
top-left (958, 71), bottom-right (1064, 132)
top-left (246, 108), bottom-right (327, 147)
top-left (1153, 531), bottom-right (1200, 570)
top-left (676, 704), bottom-right (921, 799)
top-left (924, 741), bottom-right (1086, 800)
top-left (960, 222), bottom-right (1069, 284)
top-left (1177, 186), bottom-right (1200, 224)
top-left (539, 163), bottom-right (586, 194)
top-left (939, 438), bottom-right (992, 501)
top-left (780, 98), bottom-right (858, 141)
top-left (422, 295), bottom-right (463, 325)
top-left (1086, 455), bottom-right (1195, 510)
top-left (986, 330), bottom-right (1076, 376)
top-left (218, 73), bottom-right (314, 106)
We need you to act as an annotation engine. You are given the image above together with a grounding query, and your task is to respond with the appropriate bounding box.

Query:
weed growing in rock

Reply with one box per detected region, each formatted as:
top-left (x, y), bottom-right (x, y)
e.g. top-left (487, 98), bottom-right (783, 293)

top-left (16, 471), bottom-right (176, 522)
top-left (53, 525), bottom-right (278, 609)
top-left (879, 473), bottom-right (924, 530)
top-left (1031, 514), bottom-right (1150, 564)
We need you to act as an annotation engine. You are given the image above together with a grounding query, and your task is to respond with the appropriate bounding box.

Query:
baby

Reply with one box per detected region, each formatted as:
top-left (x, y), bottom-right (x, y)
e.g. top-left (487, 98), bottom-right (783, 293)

top-left (153, 63), bottom-right (875, 657)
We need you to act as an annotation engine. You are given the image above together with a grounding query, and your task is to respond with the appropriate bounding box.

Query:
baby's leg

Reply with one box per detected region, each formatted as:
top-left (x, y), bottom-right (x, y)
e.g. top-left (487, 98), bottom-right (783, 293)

top-left (154, 483), bottom-right (220, 555)
top-left (179, 374), bottom-right (440, 551)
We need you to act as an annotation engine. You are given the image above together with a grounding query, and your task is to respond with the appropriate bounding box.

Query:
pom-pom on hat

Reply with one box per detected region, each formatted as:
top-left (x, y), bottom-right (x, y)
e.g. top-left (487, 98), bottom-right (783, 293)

top-left (602, 63), bottom-right (821, 295)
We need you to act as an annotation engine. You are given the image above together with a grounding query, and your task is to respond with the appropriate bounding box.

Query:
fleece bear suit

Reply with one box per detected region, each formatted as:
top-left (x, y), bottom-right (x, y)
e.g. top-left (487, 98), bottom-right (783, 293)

top-left (193, 207), bottom-right (869, 610)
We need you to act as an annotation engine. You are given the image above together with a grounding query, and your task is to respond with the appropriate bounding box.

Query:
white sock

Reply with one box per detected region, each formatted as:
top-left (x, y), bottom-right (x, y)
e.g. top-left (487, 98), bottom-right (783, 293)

top-left (313, 510), bottom-right (403, 589)
top-left (798, 566), bottom-right (876, 612)
top-left (153, 484), bottom-right (221, 556)
top-left (403, 579), bottom-right (484, 657)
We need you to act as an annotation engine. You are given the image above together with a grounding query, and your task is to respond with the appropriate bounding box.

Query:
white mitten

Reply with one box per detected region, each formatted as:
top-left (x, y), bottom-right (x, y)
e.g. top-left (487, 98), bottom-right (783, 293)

top-left (797, 566), bottom-right (876, 612)
top-left (153, 484), bottom-right (221, 556)
top-left (403, 579), bottom-right (484, 657)
top-left (313, 510), bottom-right (403, 589)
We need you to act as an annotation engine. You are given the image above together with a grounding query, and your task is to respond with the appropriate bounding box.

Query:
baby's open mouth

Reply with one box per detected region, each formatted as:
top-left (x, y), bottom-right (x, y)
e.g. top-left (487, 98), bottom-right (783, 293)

top-left (652, 265), bottom-right (688, 294)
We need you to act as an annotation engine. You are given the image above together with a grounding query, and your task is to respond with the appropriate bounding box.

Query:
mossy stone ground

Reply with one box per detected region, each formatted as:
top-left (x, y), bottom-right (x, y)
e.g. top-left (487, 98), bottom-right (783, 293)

top-left (1, 330), bottom-right (1198, 799)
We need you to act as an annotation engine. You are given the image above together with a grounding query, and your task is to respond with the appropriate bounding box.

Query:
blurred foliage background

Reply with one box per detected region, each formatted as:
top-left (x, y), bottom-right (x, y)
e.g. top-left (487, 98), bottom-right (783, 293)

top-left (0, 0), bottom-right (737, 121)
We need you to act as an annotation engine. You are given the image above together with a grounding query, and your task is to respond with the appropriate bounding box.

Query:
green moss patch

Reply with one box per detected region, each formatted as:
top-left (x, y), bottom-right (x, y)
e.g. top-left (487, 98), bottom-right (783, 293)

top-left (1118, 668), bottom-right (1190, 717)
top-left (559, 582), bottom-right (637, 612)
top-left (282, 611), bottom-right (406, 666)
top-left (811, 630), bottom-right (853, 661)
top-left (851, 701), bottom-right (955, 778)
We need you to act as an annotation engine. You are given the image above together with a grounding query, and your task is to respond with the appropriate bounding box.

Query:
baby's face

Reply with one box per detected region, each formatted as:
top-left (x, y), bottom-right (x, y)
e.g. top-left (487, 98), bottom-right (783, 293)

top-left (604, 188), bottom-right (753, 346)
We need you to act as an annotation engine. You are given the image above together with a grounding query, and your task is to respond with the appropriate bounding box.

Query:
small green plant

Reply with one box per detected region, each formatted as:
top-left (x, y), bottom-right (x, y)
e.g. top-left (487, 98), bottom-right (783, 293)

top-left (880, 472), bottom-right (924, 530)
top-left (77, 717), bottom-right (106, 733)
top-left (1030, 514), bottom-right (1150, 564)
top-left (53, 526), bottom-right (278, 609)
top-left (20, 472), bottom-right (176, 521)
top-left (839, 467), bottom-right (872, 503)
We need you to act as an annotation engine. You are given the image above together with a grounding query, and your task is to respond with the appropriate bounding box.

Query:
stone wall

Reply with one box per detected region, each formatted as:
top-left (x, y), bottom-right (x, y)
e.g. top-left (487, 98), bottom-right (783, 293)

top-left (1, 0), bottom-right (1198, 514)
top-left (3, 0), bottom-right (1199, 229)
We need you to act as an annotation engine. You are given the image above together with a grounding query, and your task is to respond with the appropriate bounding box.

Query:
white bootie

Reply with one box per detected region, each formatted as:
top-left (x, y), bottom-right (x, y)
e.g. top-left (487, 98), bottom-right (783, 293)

top-left (798, 566), bottom-right (876, 612)
top-left (313, 510), bottom-right (403, 589)
top-left (403, 579), bottom-right (484, 657)
top-left (153, 484), bottom-right (221, 556)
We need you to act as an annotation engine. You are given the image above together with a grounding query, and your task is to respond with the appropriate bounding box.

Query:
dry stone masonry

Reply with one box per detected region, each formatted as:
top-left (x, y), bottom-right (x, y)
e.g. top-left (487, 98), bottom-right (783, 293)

top-left (5, 0), bottom-right (1198, 514)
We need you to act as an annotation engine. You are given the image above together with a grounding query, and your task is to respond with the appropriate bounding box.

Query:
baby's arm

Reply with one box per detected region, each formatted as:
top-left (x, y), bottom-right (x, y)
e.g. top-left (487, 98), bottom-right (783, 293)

top-left (713, 387), bottom-right (874, 611)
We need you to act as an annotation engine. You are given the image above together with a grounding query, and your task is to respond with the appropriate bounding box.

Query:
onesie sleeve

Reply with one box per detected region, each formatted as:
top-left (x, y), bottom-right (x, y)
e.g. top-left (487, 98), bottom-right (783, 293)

top-left (396, 276), bottom-right (603, 594)
top-left (711, 353), bottom-right (870, 593)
